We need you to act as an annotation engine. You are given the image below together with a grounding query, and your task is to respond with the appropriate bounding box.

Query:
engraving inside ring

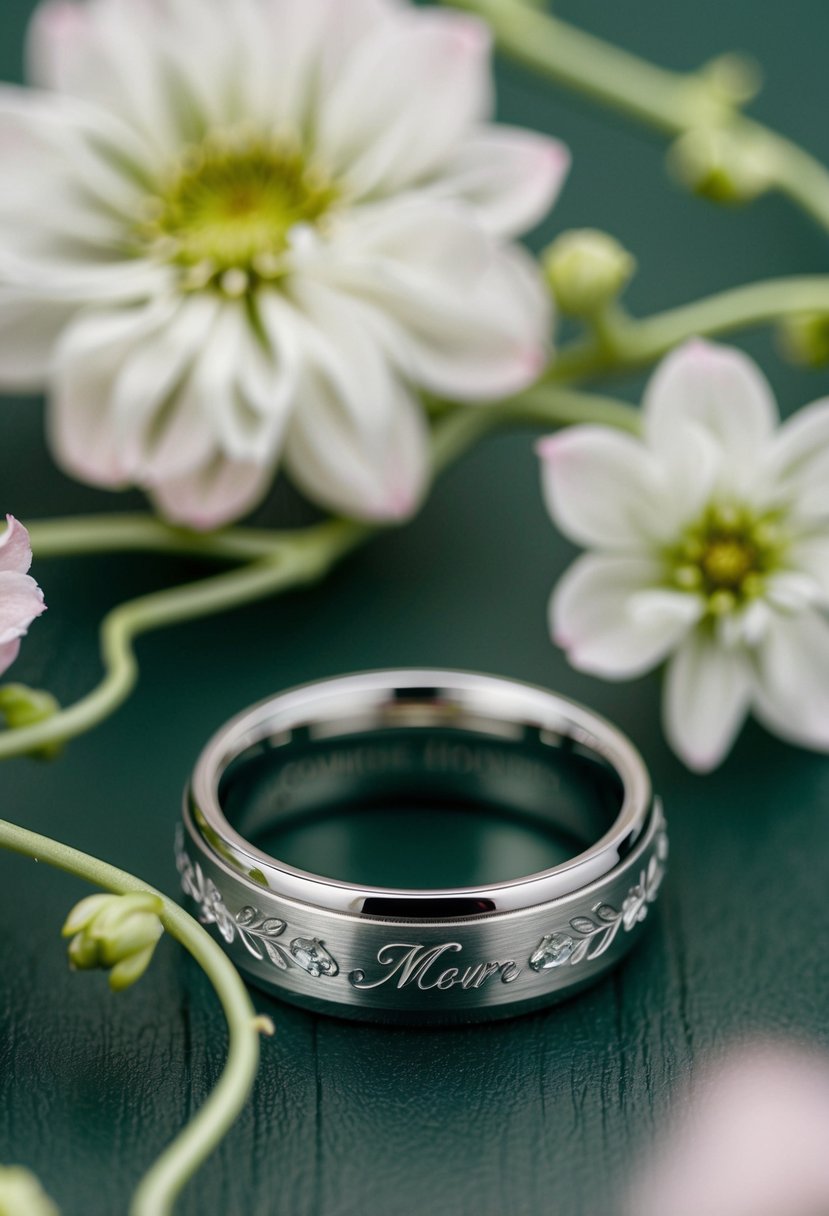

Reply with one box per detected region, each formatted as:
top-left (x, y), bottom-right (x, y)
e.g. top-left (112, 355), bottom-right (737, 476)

top-left (219, 727), bottom-right (624, 894)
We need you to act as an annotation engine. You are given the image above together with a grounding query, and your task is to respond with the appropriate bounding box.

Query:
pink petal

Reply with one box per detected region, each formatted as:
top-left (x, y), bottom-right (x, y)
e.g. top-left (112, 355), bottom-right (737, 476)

top-left (0, 516), bottom-right (33, 575)
top-left (149, 452), bottom-right (275, 532)
top-left (0, 571), bottom-right (46, 645)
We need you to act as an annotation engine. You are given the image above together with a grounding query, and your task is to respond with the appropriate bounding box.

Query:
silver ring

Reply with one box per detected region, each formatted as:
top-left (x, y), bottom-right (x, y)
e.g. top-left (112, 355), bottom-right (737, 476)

top-left (176, 671), bottom-right (667, 1023)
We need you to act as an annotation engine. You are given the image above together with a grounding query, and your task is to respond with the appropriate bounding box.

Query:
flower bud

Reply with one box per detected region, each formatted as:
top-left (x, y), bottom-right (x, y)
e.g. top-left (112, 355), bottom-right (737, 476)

top-left (700, 53), bottom-right (763, 107)
top-left (668, 126), bottom-right (774, 205)
top-left (543, 229), bottom-right (636, 317)
top-left (62, 892), bottom-right (164, 992)
top-left (0, 685), bottom-right (61, 759)
top-left (777, 312), bottom-right (829, 368)
top-left (0, 1166), bottom-right (59, 1216)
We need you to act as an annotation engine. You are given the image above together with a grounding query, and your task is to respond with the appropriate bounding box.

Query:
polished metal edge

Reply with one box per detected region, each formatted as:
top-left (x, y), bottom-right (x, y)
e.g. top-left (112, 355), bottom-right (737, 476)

top-left (187, 671), bottom-right (654, 915)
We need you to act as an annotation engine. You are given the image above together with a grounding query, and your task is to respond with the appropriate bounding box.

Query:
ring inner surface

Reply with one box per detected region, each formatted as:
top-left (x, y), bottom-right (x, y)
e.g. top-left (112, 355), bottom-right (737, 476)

top-left (219, 725), bottom-right (623, 893)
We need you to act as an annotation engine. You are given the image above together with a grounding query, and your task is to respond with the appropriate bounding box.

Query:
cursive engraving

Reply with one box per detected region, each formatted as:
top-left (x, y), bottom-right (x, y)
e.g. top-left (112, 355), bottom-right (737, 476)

top-left (349, 943), bottom-right (522, 992)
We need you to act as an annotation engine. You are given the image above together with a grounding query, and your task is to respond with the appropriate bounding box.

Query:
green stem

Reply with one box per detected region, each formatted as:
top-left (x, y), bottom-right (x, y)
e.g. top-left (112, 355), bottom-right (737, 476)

top-left (448, 0), bottom-right (829, 232)
top-left (0, 818), bottom-right (263, 1216)
top-left (1, 519), bottom-right (367, 760)
top-left (550, 275), bottom-right (829, 380)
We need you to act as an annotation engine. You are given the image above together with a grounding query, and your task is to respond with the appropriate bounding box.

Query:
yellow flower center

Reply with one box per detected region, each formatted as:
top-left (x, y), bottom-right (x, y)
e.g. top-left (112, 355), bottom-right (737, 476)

top-left (139, 131), bottom-right (338, 296)
top-left (670, 505), bottom-right (785, 614)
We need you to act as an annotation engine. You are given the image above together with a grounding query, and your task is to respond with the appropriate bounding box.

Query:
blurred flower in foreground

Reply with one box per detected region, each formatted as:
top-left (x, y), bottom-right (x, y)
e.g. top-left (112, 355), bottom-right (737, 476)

top-left (62, 892), bottom-right (164, 991)
top-left (0, 0), bottom-right (568, 530)
top-left (0, 1165), bottom-right (59, 1216)
top-left (0, 516), bottom-right (45, 676)
top-left (629, 1043), bottom-right (829, 1216)
top-left (540, 339), bottom-right (829, 771)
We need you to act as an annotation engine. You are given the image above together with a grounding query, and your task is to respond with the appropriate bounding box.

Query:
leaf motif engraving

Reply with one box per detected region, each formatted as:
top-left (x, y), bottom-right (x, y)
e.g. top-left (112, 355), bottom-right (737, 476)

top-left (527, 810), bottom-right (669, 977)
top-left (235, 908), bottom-right (291, 968)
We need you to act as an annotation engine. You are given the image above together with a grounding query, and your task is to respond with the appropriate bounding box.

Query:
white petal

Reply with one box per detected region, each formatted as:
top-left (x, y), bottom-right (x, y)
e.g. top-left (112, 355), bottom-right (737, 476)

top-left (283, 279), bottom-right (403, 434)
top-left (317, 11), bottom-right (492, 197)
top-left (0, 517), bottom-right (34, 576)
top-left (0, 294), bottom-right (76, 390)
top-left (663, 629), bottom-right (752, 772)
top-left (552, 554), bottom-right (702, 679)
top-left (644, 340), bottom-right (778, 488)
top-left (323, 200), bottom-right (551, 400)
top-left (788, 536), bottom-right (829, 606)
top-left (284, 372), bottom-right (430, 521)
top-left (109, 294), bottom-right (221, 481)
top-left (539, 427), bottom-right (672, 549)
top-left (0, 571), bottom-right (46, 645)
top-left (48, 300), bottom-right (180, 487)
top-left (150, 452), bottom-right (275, 532)
top-left (765, 397), bottom-right (829, 520)
top-left (432, 127), bottom-right (570, 236)
top-left (27, 0), bottom-right (183, 158)
top-left (752, 610), bottom-right (829, 752)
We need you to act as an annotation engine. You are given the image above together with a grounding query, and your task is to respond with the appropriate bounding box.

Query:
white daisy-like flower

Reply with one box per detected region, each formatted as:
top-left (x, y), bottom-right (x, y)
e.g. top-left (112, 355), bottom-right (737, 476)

top-left (0, 0), bottom-right (568, 530)
top-left (539, 339), bottom-right (829, 772)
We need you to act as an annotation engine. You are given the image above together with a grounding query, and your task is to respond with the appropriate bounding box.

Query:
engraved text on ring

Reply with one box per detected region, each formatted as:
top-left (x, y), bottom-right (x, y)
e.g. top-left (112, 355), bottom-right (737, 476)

top-left (349, 943), bottom-right (521, 992)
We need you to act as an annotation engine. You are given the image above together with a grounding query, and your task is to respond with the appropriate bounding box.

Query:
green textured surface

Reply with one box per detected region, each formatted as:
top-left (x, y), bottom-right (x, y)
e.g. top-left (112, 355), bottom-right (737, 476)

top-left (2, 1), bottom-right (829, 1213)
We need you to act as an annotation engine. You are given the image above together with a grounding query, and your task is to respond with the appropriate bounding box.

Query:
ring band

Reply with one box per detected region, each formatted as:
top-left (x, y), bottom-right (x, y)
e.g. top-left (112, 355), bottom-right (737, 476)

top-left (176, 671), bottom-right (667, 1023)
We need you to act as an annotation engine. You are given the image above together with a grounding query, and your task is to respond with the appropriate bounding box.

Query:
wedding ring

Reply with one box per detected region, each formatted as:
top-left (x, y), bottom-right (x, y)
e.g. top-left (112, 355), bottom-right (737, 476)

top-left (176, 671), bottom-right (667, 1023)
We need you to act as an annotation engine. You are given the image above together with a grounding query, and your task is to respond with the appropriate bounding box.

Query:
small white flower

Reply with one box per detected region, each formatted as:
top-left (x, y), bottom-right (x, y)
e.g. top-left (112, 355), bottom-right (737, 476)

top-left (0, 516), bottom-right (46, 675)
top-left (539, 339), bottom-right (829, 772)
top-left (0, 0), bottom-right (569, 530)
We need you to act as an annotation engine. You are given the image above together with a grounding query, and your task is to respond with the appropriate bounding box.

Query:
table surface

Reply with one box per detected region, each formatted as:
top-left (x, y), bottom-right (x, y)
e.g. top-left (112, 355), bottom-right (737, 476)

top-left (2, 1), bottom-right (829, 1213)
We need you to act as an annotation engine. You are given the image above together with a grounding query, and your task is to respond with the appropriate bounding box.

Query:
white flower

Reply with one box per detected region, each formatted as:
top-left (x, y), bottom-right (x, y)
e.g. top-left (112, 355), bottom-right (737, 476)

top-left (0, 516), bottom-right (46, 675)
top-left (0, 0), bottom-right (568, 530)
top-left (539, 339), bottom-right (829, 772)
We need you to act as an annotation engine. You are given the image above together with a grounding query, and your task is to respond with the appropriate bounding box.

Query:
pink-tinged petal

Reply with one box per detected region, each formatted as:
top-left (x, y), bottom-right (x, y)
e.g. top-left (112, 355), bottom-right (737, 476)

top-left (553, 554), bottom-right (702, 680)
top-left (765, 396), bottom-right (829, 520)
top-left (751, 610), bottom-right (829, 752)
top-left (0, 516), bottom-right (34, 576)
top-left (284, 371), bottom-right (430, 522)
top-left (0, 637), bottom-right (21, 677)
top-left (318, 11), bottom-right (492, 197)
top-left (0, 571), bottom-right (46, 645)
top-left (149, 452), bottom-right (275, 532)
top-left (663, 629), bottom-right (752, 772)
top-left (644, 340), bottom-right (778, 483)
top-left (539, 426), bottom-right (672, 549)
top-left (434, 127), bottom-right (570, 237)
top-left (631, 1043), bottom-right (829, 1216)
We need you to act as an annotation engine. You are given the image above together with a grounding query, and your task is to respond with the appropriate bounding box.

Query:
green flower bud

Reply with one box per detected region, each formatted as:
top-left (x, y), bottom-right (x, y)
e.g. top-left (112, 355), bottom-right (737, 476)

top-left (62, 892), bottom-right (164, 992)
top-left (0, 685), bottom-right (62, 760)
top-left (777, 312), bottom-right (829, 368)
top-left (542, 229), bottom-right (636, 317)
top-left (700, 53), bottom-right (763, 107)
top-left (0, 1165), bottom-right (59, 1216)
top-left (668, 126), bottom-right (774, 205)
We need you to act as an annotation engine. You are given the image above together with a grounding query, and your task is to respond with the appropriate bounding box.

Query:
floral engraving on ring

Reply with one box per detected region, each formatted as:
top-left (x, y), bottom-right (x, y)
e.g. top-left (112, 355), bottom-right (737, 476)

top-left (175, 829), bottom-right (339, 979)
top-left (529, 807), bottom-right (668, 973)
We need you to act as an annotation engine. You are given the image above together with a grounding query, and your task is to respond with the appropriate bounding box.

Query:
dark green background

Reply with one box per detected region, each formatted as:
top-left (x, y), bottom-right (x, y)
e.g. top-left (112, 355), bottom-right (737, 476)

top-left (2, 1), bottom-right (829, 1213)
